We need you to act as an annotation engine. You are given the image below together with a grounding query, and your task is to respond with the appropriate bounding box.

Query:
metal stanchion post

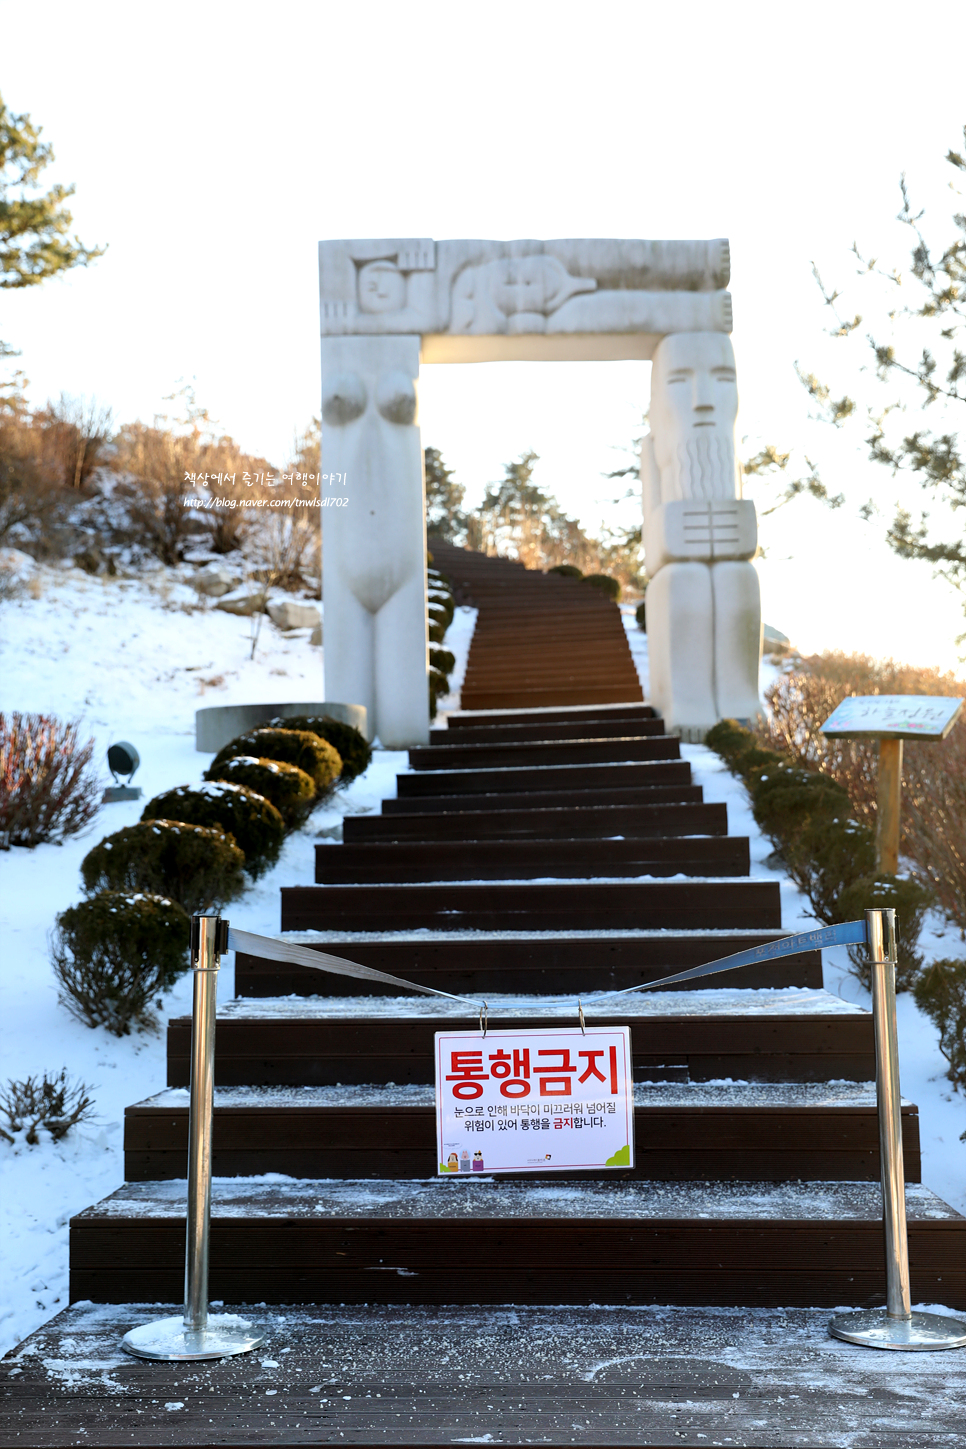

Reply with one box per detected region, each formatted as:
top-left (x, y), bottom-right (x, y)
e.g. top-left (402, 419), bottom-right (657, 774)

top-left (829, 908), bottom-right (966, 1351)
top-left (122, 915), bottom-right (265, 1361)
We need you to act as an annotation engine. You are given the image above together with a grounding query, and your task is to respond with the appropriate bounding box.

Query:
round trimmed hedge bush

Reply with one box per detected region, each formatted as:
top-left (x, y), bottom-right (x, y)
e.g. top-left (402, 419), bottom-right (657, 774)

top-left (581, 573), bottom-right (621, 601)
top-left (141, 782), bottom-right (285, 879)
top-left (430, 647), bottom-right (456, 677)
top-left (549, 564), bottom-right (583, 579)
top-left (81, 819), bottom-right (246, 913)
top-left (704, 718), bottom-right (781, 782)
top-left (208, 728), bottom-right (342, 798)
top-left (266, 715), bottom-right (371, 784)
top-left (51, 891), bottom-right (191, 1035)
top-left (205, 755), bottom-right (316, 828)
top-left (837, 873), bottom-right (935, 989)
top-left (750, 764), bottom-right (852, 849)
top-left (636, 600), bottom-right (646, 631)
top-left (429, 599), bottom-right (455, 630)
top-left (429, 665), bottom-right (450, 702)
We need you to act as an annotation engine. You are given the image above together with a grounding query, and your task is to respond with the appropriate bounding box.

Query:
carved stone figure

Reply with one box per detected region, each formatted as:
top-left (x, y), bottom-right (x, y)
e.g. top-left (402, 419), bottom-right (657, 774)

top-left (642, 332), bottom-right (762, 738)
top-left (450, 255), bottom-right (597, 334)
top-left (320, 335), bottom-right (429, 748)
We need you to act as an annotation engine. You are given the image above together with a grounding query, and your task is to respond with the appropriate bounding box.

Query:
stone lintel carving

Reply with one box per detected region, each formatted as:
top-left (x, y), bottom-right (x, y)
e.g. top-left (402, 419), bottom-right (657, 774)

top-left (319, 238), bottom-right (732, 356)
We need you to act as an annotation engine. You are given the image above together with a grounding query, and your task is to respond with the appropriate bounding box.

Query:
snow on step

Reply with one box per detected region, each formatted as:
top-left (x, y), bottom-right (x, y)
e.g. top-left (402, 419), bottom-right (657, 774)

top-left (75, 1178), bottom-right (960, 1222)
top-left (136, 1080), bottom-right (898, 1110)
top-left (212, 986), bottom-right (867, 1020)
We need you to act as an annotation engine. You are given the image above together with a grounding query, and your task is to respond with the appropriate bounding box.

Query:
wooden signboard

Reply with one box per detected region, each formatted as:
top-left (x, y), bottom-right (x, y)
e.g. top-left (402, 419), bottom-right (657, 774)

top-left (821, 695), bottom-right (964, 873)
top-left (435, 1026), bottom-right (634, 1175)
top-left (821, 694), bottom-right (963, 741)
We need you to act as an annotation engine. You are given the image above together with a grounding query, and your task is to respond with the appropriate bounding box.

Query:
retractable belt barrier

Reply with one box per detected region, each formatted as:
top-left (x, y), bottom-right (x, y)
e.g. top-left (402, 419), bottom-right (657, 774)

top-left (121, 908), bottom-right (966, 1359)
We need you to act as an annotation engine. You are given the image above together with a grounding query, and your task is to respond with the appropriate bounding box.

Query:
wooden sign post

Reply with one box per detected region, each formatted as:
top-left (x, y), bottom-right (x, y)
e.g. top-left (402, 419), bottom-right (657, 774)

top-left (821, 695), bottom-right (964, 874)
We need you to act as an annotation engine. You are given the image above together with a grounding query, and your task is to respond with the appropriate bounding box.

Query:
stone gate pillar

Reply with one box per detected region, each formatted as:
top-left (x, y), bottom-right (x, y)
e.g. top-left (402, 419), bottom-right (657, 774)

top-left (320, 335), bottom-right (428, 747)
top-left (641, 332), bottom-right (762, 739)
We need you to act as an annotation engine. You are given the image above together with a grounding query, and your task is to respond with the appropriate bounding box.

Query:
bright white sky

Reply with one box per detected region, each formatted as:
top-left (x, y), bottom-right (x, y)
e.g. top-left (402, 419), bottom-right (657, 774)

top-left (3, 0), bottom-right (964, 669)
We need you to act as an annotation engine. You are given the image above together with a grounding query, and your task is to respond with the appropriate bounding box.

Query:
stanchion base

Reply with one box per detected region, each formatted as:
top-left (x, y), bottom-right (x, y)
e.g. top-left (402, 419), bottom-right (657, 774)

top-left (121, 1314), bottom-right (265, 1361)
top-left (829, 1308), bottom-right (966, 1352)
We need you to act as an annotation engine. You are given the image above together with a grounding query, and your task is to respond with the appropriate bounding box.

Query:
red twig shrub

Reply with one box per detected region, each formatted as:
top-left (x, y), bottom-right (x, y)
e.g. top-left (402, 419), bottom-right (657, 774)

top-left (0, 713), bottom-right (100, 847)
top-left (755, 654), bottom-right (966, 931)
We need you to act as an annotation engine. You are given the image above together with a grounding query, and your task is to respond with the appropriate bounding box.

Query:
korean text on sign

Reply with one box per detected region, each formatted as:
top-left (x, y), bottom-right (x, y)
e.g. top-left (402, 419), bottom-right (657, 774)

top-left (435, 1027), bottom-right (634, 1175)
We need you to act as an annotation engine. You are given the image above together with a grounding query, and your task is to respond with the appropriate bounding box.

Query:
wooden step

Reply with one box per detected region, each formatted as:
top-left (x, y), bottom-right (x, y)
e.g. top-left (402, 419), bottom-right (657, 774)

top-left (396, 760), bottom-right (691, 797)
top-left (461, 685), bottom-right (644, 709)
top-left (313, 835), bottom-right (750, 884)
top-left (346, 800), bottom-right (726, 842)
top-left (168, 991), bottom-right (872, 1086)
top-left (124, 1082), bottom-right (921, 1184)
top-left (429, 718), bottom-right (666, 744)
top-left (234, 930), bottom-right (824, 997)
top-left (381, 781), bottom-right (703, 815)
top-left (16, 1299), bottom-right (966, 1446)
top-left (408, 738), bottom-right (680, 771)
top-left (69, 1179), bottom-right (965, 1309)
top-left (448, 703), bottom-right (656, 727)
top-left (280, 879), bottom-right (781, 933)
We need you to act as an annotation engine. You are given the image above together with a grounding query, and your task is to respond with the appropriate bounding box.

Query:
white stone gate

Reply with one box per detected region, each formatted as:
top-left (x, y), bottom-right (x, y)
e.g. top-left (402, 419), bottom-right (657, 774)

top-left (319, 237), bottom-right (761, 746)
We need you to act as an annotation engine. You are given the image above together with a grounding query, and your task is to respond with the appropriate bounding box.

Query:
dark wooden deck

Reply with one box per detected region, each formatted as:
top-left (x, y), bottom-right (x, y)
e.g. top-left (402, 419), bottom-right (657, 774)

top-left (5, 1300), bottom-right (966, 1447)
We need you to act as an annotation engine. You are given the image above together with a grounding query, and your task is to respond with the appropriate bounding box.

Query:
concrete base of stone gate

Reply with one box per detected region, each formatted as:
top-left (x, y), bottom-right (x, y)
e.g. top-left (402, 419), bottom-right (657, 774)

top-left (5, 1300), bottom-right (966, 1446)
top-left (195, 700), bottom-right (368, 752)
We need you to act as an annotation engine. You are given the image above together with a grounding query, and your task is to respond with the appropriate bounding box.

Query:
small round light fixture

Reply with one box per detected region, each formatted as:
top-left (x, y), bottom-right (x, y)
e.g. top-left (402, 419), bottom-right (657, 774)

top-left (107, 741), bottom-right (140, 783)
top-left (103, 741), bottom-right (143, 803)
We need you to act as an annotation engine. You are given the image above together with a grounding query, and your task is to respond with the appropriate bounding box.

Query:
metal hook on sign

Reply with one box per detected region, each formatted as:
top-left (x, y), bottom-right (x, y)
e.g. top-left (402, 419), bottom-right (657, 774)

top-left (578, 1000), bottom-right (586, 1035)
top-left (479, 1000), bottom-right (488, 1039)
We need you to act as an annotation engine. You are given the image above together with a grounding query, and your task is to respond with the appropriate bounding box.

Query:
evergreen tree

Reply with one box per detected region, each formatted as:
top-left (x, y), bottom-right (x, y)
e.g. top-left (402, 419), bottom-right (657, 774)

top-left (1, 95), bottom-right (105, 362)
top-left (1, 96), bottom-right (105, 290)
top-left (425, 445), bottom-right (467, 540)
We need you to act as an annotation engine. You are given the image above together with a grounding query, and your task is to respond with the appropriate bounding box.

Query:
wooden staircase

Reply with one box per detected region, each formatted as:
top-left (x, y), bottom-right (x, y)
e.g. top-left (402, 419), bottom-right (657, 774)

top-left (68, 657), bottom-right (965, 1317)
top-left (429, 538), bottom-right (644, 710)
top-left (11, 545), bottom-right (966, 1446)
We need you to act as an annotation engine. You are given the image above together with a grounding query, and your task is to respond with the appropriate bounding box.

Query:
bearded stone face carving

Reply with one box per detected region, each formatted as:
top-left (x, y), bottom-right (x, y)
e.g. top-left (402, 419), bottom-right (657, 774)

top-left (642, 332), bottom-right (762, 738)
top-left (649, 333), bottom-right (739, 503)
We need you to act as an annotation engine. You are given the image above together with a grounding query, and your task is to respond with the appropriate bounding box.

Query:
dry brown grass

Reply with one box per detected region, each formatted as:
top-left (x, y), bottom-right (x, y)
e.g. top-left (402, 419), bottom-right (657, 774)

top-left (756, 652), bottom-right (966, 931)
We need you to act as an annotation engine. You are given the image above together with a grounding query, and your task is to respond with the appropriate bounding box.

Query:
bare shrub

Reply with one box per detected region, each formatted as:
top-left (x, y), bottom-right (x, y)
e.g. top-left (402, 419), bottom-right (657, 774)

top-left (110, 394), bottom-right (279, 563)
top-left (0, 395), bottom-right (66, 549)
top-left (110, 422), bottom-right (207, 564)
top-left (32, 394), bottom-right (113, 491)
top-left (0, 713), bottom-right (100, 846)
top-left (903, 723), bottom-right (966, 933)
top-left (756, 653), bottom-right (966, 930)
top-left (0, 1069), bottom-right (96, 1146)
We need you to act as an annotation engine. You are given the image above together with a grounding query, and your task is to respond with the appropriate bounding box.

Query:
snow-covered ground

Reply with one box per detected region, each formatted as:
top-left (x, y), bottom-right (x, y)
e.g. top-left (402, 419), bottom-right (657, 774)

top-left (0, 573), bottom-right (961, 1358)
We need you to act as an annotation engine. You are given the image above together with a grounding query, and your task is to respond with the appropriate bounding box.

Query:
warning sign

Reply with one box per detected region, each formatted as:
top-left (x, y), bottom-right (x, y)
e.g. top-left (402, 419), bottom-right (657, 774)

top-left (434, 1026), bottom-right (634, 1175)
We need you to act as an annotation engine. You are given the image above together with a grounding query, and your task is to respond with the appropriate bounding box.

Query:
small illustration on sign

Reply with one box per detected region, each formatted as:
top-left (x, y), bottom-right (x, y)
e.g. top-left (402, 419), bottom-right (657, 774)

top-left (435, 1026), bottom-right (634, 1175)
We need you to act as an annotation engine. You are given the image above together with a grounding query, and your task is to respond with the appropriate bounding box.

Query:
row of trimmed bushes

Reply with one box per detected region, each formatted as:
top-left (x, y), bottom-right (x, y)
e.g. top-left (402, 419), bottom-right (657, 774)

top-left (51, 715), bottom-right (371, 1035)
top-left (548, 563), bottom-right (623, 601)
top-left (706, 717), bottom-right (966, 1106)
top-left (428, 564), bottom-right (456, 716)
top-left (705, 718), bottom-right (934, 988)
